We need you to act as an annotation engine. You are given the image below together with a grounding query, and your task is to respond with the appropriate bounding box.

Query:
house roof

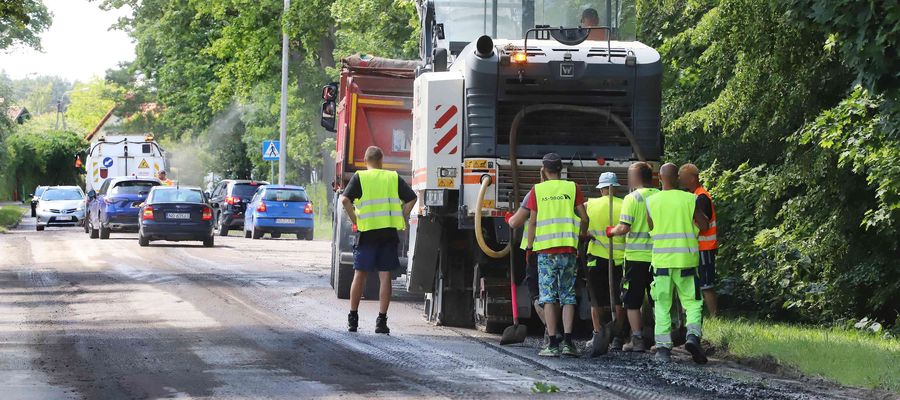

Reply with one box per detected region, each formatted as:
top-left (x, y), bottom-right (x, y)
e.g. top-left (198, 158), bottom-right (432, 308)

top-left (6, 106), bottom-right (30, 123)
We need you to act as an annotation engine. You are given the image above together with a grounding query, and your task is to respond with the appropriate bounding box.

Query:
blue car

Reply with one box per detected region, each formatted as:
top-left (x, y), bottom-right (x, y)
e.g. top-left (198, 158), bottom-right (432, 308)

top-left (87, 177), bottom-right (161, 239)
top-left (243, 185), bottom-right (314, 240)
top-left (139, 186), bottom-right (215, 247)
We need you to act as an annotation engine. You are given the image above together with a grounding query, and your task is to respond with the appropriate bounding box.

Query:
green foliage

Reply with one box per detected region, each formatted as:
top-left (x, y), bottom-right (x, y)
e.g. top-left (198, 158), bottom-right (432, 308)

top-left (0, 205), bottom-right (25, 232)
top-left (640, 0), bottom-right (899, 325)
top-left (0, 0), bottom-right (51, 51)
top-left (704, 317), bottom-right (900, 391)
top-left (65, 78), bottom-right (125, 134)
top-left (2, 114), bottom-right (86, 199)
top-left (531, 381), bottom-right (560, 393)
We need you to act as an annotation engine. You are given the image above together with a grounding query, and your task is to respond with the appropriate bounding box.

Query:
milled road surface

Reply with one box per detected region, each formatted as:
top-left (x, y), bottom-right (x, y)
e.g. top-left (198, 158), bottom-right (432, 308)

top-left (0, 213), bottom-right (883, 399)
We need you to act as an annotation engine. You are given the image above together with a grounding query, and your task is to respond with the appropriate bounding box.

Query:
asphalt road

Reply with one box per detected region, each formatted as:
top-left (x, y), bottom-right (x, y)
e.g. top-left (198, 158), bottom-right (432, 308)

top-left (0, 214), bottom-right (882, 399)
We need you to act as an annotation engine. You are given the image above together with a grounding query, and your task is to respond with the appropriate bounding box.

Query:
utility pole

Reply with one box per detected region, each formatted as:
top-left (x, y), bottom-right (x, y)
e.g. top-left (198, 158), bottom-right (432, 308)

top-left (278, 0), bottom-right (290, 185)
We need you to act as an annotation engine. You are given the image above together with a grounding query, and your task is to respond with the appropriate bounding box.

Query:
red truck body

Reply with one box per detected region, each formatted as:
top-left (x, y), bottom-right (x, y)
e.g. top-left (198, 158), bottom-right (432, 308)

top-left (334, 55), bottom-right (417, 188)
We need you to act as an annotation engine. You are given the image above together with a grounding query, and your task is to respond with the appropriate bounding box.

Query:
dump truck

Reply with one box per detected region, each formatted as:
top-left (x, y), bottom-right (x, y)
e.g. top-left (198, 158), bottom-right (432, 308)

top-left (405, 0), bottom-right (663, 332)
top-left (321, 54), bottom-right (419, 299)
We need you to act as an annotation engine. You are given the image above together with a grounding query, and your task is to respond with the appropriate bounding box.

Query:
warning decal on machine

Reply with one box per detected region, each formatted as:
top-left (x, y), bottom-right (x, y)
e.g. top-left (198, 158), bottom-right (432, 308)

top-left (138, 159), bottom-right (150, 169)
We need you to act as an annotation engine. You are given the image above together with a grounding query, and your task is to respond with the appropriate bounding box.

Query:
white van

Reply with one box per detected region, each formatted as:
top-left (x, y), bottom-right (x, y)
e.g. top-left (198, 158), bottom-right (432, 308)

top-left (85, 135), bottom-right (167, 193)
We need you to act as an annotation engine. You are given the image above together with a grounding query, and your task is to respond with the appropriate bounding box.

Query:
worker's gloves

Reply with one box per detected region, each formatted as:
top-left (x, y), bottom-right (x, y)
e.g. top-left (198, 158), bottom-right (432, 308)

top-left (503, 211), bottom-right (514, 225)
top-left (605, 226), bottom-right (615, 237)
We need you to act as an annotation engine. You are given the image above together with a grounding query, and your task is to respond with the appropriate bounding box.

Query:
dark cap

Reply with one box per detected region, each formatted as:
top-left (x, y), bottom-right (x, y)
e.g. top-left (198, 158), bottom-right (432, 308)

top-left (542, 153), bottom-right (563, 171)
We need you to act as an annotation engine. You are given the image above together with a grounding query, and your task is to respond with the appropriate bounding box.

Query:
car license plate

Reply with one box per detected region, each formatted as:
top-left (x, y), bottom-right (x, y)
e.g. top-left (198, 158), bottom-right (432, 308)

top-left (276, 218), bottom-right (295, 224)
top-left (167, 213), bottom-right (191, 220)
top-left (58, 216), bottom-right (74, 221)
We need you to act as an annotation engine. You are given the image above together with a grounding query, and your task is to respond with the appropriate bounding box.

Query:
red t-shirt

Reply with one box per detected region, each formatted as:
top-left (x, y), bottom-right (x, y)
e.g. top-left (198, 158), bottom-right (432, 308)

top-left (524, 183), bottom-right (585, 254)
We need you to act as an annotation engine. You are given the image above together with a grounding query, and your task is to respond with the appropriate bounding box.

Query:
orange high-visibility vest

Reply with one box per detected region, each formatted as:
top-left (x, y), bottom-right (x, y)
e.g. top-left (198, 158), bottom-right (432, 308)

top-left (694, 186), bottom-right (718, 251)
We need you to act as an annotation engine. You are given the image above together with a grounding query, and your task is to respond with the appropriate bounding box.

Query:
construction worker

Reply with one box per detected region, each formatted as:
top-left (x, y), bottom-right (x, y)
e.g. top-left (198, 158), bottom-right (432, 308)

top-left (606, 162), bottom-right (658, 352)
top-left (645, 163), bottom-right (709, 363)
top-left (157, 170), bottom-right (174, 186)
top-left (584, 172), bottom-right (626, 356)
top-left (340, 146), bottom-right (417, 334)
top-left (525, 153), bottom-right (589, 357)
top-left (679, 163), bottom-right (719, 317)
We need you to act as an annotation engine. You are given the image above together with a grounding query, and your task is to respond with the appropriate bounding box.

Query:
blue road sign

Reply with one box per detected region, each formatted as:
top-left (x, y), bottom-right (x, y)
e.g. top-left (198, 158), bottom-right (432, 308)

top-left (262, 140), bottom-right (280, 161)
top-left (102, 157), bottom-right (114, 168)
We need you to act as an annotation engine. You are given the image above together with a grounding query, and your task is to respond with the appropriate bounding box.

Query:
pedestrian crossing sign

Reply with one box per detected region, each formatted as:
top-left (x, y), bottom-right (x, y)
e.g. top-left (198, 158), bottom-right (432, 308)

top-left (262, 140), bottom-right (280, 161)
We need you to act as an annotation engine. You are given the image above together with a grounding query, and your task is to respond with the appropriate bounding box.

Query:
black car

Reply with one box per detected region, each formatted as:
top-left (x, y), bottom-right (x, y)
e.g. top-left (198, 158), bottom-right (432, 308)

top-left (138, 186), bottom-right (215, 247)
top-left (208, 179), bottom-right (267, 236)
top-left (30, 186), bottom-right (48, 217)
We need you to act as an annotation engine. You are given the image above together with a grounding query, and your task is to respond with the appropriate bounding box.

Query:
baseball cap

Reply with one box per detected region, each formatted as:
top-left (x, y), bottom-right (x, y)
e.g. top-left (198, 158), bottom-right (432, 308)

top-left (542, 153), bottom-right (563, 171)
top-left (596, 172), bottom-right (620, 189)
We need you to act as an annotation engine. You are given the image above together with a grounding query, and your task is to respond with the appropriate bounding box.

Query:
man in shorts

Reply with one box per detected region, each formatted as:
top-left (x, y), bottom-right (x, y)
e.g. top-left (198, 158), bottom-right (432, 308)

top-left (340, 146), bottom-right (417, 334)
top-left (524, 153), bottom-right (589, 357)
top-left (606, 162), bottom-right (658, 352)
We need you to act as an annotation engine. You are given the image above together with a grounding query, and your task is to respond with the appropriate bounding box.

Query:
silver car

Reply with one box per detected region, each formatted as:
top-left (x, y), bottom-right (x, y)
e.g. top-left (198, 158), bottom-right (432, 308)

top-left (35, 186), bottom-right (86, 231)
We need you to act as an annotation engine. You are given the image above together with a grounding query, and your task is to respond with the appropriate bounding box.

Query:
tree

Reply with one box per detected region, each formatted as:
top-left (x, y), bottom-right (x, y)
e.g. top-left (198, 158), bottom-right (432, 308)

top-left (0, 0), bottom-right (52, 51)
top-left (65, 77), bottom-right (125, 134)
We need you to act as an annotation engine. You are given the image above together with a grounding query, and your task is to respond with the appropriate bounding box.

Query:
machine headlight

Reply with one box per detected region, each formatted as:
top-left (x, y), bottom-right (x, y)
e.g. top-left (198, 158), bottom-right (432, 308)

top-left (438, 167), bottom-right (457, 178)
top-left (425, 189), bottom-right (446, 207)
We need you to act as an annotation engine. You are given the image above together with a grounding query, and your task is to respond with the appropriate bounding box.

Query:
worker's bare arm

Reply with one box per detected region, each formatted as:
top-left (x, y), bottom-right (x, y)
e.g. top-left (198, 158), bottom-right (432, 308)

top-left (609, 222), bottom-right (631, 236)
top-left (693, 206), bottom-right (709, 231)
top-left (340, 195), bottom-right (358, 226)
top-left (402, 200), bottom-right (415, 223)
top-left (576, 204), bottom-right (589, 237)
top-left (508, 207), bottom-right (529, 229)
top-left (527, 209), bottom-right (537, 248)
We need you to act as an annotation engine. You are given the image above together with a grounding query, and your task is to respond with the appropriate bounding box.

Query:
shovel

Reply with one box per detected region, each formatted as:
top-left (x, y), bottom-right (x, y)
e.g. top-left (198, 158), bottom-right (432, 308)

top-left (591, 191), bottom-right (617, 357)
top-left (500, 226), bottom-right (528, 345)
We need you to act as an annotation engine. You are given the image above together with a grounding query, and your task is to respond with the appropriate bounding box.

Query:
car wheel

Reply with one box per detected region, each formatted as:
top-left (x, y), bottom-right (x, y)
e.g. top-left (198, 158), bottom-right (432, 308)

top-left (203, 235), bottom-right (214, 247)
top-left (251, 227), bottom-right (262, 240)
top-left (99, 224), bottom-right (110, 240)
top-left (271, 232), bottom-right (281, 239)
top-left (83, 213), bottom-right (90, 233)
top-left (305, 231), bottom-right (314, 241)
top-left (244, 229), bottom-right (251, 238)
top-left (89, 220), bottom-right (99, 239)
top-left (36, 224), bottom-right (44, 231)
top-left (138, 234), bottom-right (150, 247)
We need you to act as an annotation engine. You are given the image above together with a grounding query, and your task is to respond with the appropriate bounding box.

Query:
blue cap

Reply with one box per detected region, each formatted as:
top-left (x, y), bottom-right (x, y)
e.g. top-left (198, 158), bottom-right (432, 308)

top-left (596, 172), bottom-right (620, 189)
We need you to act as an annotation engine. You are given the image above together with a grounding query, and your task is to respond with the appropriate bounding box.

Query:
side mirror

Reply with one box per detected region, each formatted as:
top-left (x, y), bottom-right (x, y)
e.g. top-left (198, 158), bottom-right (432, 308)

top-left (321, 83), bottom-right (337, 101)
top-left (204, 191), bottom-right (210, 198)
top-left (320, 101), bottom-right (336, 132)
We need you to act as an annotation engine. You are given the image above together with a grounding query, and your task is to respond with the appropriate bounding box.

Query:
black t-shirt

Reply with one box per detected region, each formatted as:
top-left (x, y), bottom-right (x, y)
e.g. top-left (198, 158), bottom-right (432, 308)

top-left (696, 193), bottom-right (713, 220)
top-left (343, 171), bottom-right (417, 244)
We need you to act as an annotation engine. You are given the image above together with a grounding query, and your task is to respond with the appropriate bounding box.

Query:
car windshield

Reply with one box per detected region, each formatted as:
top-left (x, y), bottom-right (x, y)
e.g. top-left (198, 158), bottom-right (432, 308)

top-left (435, 0), bottom-right (636, 43)
top-left (110, 181), bottom-right (159, 195)
top-left (262, 189), bottom-right (309, 202)
top-left (150, 189), bottom-right (204, 203)
top-left (41, 189), bottom-right (84, 201)
top-left (35, 187), bottom-right (47, 197)
top-left (232, 183), bottom-right (262, 198)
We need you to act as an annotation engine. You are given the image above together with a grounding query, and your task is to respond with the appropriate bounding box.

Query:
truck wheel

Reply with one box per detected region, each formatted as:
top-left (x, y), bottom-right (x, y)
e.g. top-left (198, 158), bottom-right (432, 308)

top-left (333, 261), bottom-right (353, 299)
top-left (89, 221), bottom-right (99, 239)
top-left (474, 263), bottom-right (508, 334)
top-left (36, 224), bottom-right (44, 232)
top-left (99, 224), bottom-right (110, 240)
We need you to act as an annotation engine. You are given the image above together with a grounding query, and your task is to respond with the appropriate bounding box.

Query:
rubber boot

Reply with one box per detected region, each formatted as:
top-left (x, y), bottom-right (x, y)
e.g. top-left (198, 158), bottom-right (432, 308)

top-left (654, 347), bottom-right (672, 363)
top-left (685, 334), bottom-right (708, 364)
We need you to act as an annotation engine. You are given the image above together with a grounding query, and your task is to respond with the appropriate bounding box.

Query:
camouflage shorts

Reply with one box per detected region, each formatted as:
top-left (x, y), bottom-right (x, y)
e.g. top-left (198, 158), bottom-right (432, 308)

top-left (537, 253), bottom-right (577, 305)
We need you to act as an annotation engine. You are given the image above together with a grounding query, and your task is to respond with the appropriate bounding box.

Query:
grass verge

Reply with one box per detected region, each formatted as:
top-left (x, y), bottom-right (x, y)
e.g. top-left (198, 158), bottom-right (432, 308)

top-left (0, 206), bottom-right (25, 233)
top-left (704, 317), bottom-right (900, 392)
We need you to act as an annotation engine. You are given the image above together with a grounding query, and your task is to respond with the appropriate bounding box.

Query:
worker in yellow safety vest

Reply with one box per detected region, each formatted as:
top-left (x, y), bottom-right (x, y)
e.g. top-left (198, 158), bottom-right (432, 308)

top-left (340, 146), bottom-right (417, 335)
top-left (605, 162), bottom-right (658, 353)
top-left (157, 170), bottom-right (174, 186)
top-left (679, 163), bottom-right (719, 317)
top-left (524, 153), bottom-right (589, 358)
top-left (645, 163), bottom-right (710, 364)
top-left (506, 189), bottom-right (552, 345)
top-left (584, 172), bottom-right (626, 356)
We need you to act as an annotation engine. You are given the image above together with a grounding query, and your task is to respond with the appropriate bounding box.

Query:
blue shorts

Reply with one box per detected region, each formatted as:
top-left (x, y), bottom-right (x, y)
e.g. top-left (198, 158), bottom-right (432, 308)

top-left (353, 239), bottom-right (401, 272)
top-left (537, 253), bottom-right (577, 305)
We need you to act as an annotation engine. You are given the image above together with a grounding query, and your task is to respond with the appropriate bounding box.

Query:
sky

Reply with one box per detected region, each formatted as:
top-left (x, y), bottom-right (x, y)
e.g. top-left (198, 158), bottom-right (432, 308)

top-left (0, 0), bottom-right (135, 83)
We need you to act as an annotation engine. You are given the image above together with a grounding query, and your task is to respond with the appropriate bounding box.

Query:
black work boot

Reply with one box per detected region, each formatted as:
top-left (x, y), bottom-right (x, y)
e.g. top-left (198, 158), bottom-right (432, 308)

top-left (654, 347), bottom-right (672, 363)
top-left (348, 312), bottom-right (359, 332)
top-left (685, 334), bottom-right (708, 364)
top-left (375, 314), bottom-right (390, 334)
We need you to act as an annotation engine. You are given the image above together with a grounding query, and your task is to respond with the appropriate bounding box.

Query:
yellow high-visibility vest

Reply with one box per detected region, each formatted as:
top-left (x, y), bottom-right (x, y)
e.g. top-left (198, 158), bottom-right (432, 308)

top-left (355, 169), bottom-right (405, 231)
top-left (532, 180), bottom-right (579, 251)
top-left (586, 196), bottom-right (625, 265)
top-left (647, 190), bottom-right (700, 268)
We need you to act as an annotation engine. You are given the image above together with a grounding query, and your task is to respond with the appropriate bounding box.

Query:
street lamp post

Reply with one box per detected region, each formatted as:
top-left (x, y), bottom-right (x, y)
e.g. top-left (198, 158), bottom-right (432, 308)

top-left (278, 0), bottom-right (291, 185)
